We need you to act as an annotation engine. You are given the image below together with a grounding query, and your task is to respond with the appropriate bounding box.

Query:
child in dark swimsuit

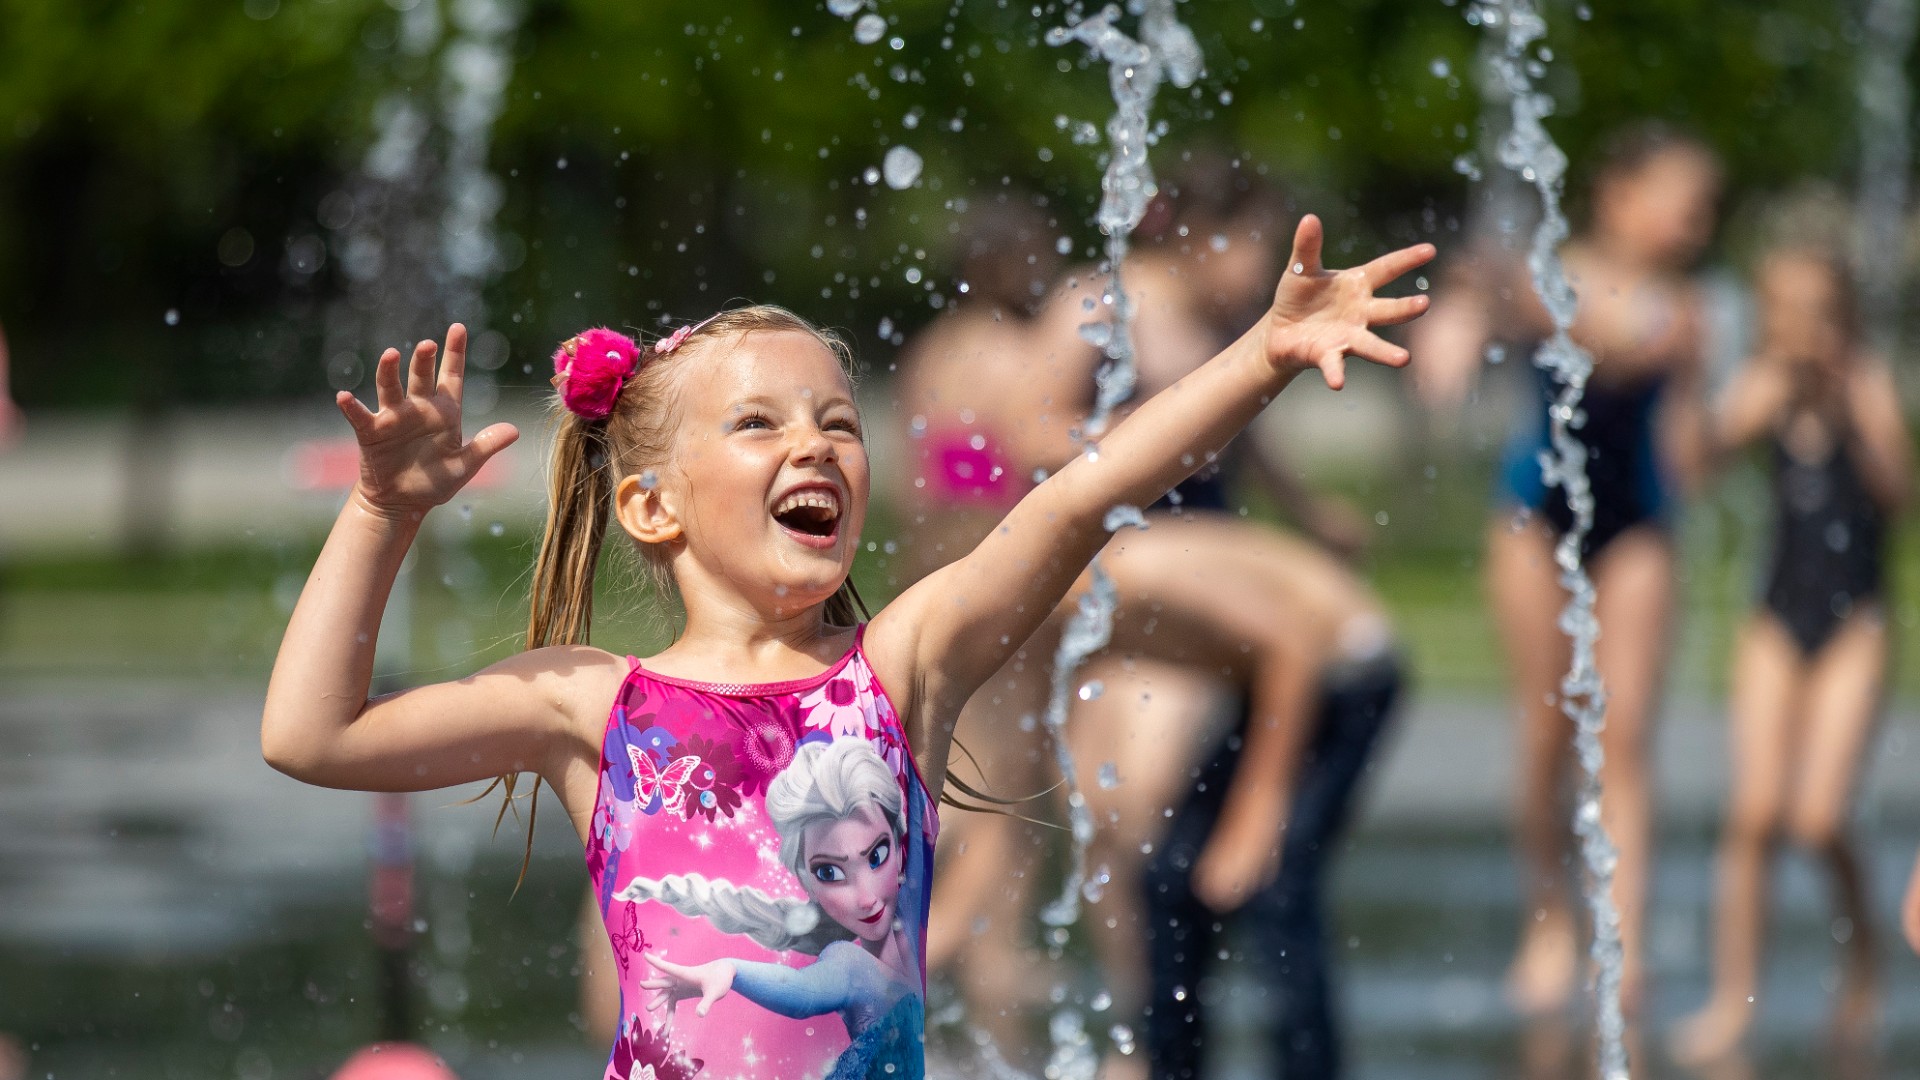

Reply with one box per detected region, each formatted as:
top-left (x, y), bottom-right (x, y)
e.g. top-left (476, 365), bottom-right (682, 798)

top-left (1671, 243), bottom-right (1910, 1064)
top-left (1413, 124), bottom-right (1723, 1027)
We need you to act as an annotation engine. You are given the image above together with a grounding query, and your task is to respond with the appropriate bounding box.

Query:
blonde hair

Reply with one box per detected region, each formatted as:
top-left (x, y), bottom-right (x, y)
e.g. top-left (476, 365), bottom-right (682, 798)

top-left (491, 305), bottom-right (870, 882)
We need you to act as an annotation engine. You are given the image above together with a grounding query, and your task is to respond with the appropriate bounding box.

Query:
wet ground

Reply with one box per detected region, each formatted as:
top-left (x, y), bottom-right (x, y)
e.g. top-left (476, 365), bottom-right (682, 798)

top-left (7, 680), bottom-right (1920, 1079)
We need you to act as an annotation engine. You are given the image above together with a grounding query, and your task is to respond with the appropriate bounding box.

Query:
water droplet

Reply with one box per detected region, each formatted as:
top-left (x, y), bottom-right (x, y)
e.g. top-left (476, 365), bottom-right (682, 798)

top-left (1056, 235), bottom-right (1074, 255)
top-left (826, 0), bottom-right (863, 16)
top-left (164, 308), bottom-right (180, 326)
top-left (1291, 262), bottom-right (1306, 275)
top-left (640, 469), bottom-right (659, 490)
top-left (1097, 762), bottom-right (1118, 789)
top-left (881, 144), bottom-right (923, 189)
top-left (853, 13), bottom-right (886, 45)
top-left (1077, 680), bottom-right (1103, 701)
top-left (1429, 57), bottom-right (1451, 78)
top-left (863, 166), bottom-right (881, 185)
top-left (488, 521), bottom-right (505, 537)
top-left (877, 316), bottom-right (894, 339)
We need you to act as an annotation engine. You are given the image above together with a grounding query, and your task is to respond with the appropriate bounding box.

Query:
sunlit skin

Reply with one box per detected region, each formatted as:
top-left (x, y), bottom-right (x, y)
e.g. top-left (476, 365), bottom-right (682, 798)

top-left (638, 803), bottom-right (912, 1019)
top-left (621, 329), bottom-right (871, 628)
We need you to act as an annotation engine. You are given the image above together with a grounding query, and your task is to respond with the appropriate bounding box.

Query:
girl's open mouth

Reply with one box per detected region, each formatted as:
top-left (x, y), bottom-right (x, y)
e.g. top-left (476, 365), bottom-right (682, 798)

top-left (771, 486), bottom-right (842, 548)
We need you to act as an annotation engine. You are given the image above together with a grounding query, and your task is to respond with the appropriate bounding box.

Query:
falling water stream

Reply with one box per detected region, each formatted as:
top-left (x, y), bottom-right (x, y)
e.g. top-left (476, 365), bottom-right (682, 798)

top-left (1473, 1), bottom-right (1626, 1076)
top-left (322, 0), bottom-right (524, 1051)
top-left (1031, 5), bottom-right (1201, 1077)
top-left (1855, 0), bottom-right (1917, 352)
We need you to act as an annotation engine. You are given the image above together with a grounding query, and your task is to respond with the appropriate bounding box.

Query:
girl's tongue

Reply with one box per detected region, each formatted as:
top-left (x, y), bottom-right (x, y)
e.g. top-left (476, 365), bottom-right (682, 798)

top-left (772, 488), bottom-right (841, 545)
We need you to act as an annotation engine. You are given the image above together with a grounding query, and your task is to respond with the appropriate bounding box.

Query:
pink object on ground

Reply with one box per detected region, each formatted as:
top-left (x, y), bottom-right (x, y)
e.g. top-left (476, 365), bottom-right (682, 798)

top-left (328, 1043), bottom-right (460, 1080)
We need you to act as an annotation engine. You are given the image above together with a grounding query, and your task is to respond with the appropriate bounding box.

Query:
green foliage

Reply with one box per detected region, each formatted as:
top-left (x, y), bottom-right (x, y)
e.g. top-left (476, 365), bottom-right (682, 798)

top-left (0, 0), bottom-right (1891, 408)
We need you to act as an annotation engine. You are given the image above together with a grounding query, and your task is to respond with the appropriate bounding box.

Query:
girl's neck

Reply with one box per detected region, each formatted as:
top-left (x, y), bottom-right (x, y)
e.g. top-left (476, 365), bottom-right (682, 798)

top-left (654, 598), bottom-right (850, 680)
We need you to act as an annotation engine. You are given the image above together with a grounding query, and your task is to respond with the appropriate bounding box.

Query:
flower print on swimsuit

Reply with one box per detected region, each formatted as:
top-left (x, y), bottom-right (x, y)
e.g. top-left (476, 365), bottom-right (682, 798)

top-left (733, 701), bottom-right (800, 797)
top-left (607, 1014), bottom-right (702, 1080)
top-left (675, 733), bottom-right (746, 823)
top-left (800, 660), bottom-right (878, 739)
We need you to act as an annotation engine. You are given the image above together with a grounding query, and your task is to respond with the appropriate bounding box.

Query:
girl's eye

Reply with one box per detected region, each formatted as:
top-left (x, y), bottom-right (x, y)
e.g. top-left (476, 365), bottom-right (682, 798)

top-left (867, 838), bottom-right (891, 869)
top-left (828, 418), bottom-right (862, 436)
top-left (735, 414), bottom-right (773, 431)
top-left (811, 864), bottom-right (846, 884)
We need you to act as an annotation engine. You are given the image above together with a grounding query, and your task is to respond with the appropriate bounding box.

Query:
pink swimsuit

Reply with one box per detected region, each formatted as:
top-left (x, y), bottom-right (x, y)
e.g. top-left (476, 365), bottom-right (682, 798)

top-left (585, 626), bottom-right (936, 1080)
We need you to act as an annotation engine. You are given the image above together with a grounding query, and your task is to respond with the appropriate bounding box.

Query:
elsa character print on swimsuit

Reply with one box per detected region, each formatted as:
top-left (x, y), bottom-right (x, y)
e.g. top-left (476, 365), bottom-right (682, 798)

top-left (589, 641), bottom-right (934, 1080)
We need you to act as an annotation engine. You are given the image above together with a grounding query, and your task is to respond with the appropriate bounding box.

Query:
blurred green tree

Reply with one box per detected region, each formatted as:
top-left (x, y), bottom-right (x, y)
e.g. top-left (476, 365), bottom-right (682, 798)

top-left (0, 0), bottom-right (1867, 408)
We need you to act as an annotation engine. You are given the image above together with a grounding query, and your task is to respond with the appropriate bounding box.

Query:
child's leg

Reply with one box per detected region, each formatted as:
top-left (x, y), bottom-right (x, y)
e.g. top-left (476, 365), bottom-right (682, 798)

top-left (928, 645), bottom-right (1055, 1067)
top-left (1141, 733), bottom-right (1234, 1080)
top-left (1072, 657), bottom-right (1232, 1025)
top-left (1670, 614), bottom-right (1801, 1066)
top-left (1244, 663), bottom-right (1400, 1080)
top-left (1790, 608), bottom-right (1887, 1051)
top-left (1485, 518), bottom-right (1578, 1014)
top-left (1586, 526), bottom-right (1673, 1021)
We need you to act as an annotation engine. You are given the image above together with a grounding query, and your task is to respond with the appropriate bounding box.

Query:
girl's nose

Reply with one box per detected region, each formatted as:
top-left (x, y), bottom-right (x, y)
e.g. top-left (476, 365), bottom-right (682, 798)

top-left (791, 425), bottom-right (837, 465)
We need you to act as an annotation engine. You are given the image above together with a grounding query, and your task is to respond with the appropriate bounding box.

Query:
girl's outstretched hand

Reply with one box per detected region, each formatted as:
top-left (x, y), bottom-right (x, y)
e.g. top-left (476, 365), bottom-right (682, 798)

top-left (1266, 215), bottom-right (1436, 391)
top-left (335, 323), bottom-right (520, 518)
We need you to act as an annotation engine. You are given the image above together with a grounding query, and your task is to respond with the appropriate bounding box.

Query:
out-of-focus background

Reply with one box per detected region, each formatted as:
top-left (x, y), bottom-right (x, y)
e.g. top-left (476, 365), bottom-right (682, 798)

top-left (5, 1), bottom-right (1920, 1077)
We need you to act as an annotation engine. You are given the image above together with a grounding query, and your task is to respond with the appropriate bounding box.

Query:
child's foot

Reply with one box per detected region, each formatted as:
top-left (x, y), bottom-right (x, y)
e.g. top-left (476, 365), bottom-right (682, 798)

top-left (1506, 907), bottom-right (1578, 1016)
top-left (1669, 997), bottom-right (1754, 1066)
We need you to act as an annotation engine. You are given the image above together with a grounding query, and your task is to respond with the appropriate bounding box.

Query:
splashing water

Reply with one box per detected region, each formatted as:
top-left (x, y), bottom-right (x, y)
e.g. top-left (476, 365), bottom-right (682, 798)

top-left (1033, 2), bottom-right (1199, 942)
top-left (1474, 1), bottom-right (1625, 1076)
top-left (1046, 2), bottom-right (1202, 434)
top-left (882, 144), bottom-right (925, 189)
top-left (1855, 0), bottom-right (1916, 351)
top-left (1032, 8), bottom-right (1198, 1075)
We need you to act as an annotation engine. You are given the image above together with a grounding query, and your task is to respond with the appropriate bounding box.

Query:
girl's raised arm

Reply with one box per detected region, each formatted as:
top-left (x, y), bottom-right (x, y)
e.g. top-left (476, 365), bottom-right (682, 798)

top-left (262, 326), bottom-right (601, 793)
top-left (872, 217), bottom-right (1432, 728)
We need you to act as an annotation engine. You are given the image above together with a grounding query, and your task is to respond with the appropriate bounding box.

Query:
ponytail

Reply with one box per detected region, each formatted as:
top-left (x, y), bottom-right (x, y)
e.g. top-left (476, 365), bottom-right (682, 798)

top-left (482, 408), bottom-right (618, 892)
top-left (528, 411), bottom-right (617, 650)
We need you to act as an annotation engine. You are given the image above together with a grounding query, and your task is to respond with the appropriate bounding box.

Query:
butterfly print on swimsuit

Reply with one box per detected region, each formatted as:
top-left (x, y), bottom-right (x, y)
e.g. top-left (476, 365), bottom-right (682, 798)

top-left (628, 747), bottom-right (712, 816)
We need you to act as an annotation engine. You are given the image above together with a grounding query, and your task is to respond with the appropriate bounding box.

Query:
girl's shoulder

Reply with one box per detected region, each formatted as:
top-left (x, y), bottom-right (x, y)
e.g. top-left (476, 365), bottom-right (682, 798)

top-left (493, 643), bottom-right (631, 735)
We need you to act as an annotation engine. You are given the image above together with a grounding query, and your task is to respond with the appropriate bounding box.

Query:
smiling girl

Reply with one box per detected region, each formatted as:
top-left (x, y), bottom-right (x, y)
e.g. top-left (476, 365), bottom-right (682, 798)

top-left (259, 217), bottom-right (1432, 1078)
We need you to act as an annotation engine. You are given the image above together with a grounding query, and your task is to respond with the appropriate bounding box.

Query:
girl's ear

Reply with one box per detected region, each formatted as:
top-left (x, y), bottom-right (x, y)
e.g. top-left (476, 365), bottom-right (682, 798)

top-left (615, 472), bottom-right (683, 546)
